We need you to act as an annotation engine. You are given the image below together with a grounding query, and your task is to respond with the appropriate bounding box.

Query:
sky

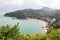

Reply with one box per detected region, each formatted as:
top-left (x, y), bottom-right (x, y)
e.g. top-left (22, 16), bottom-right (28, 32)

top-left (0, 0), bottom-right (60, 13)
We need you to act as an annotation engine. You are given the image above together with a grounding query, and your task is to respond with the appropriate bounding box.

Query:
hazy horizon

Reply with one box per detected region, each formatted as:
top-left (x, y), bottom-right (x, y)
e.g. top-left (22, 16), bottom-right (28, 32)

top-left (0, 0), bottom-right (60, 14)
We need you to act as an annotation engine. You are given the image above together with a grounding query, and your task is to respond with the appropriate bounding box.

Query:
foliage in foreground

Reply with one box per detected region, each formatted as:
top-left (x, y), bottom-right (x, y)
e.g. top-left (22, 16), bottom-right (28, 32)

top-left (0, 24), bottom-right (60, 40)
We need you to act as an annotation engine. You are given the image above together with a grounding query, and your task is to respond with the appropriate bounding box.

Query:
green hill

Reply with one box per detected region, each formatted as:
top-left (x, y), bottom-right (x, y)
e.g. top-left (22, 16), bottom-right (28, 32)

top-left (4, 7), bottom-right (60, 19)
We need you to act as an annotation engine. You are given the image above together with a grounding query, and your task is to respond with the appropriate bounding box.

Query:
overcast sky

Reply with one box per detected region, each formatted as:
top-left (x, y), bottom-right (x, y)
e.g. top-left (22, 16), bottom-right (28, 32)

top-left (0, 0), bottom-right (60, 13)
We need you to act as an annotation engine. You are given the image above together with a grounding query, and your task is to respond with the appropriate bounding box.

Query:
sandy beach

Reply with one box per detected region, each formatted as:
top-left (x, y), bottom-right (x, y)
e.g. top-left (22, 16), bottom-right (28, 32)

top-left (37, 19), bottom-right (49, 32)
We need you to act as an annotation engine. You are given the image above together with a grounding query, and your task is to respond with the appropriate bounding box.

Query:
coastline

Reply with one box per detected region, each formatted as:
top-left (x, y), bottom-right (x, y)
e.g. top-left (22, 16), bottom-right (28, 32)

top-left (37, 19), bottom-right (49, 32)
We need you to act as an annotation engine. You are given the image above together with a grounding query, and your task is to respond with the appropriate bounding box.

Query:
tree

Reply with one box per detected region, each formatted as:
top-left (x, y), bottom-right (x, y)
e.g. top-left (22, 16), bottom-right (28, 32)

top-left (0, 23), bottom-right (20, 40)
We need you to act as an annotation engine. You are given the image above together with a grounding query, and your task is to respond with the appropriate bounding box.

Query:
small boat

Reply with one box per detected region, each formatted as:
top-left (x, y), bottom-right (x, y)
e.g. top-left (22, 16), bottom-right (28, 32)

top-left (12, 17), bottom-right (16, 20)
top-left (42, 27), bottom-right (44, 28)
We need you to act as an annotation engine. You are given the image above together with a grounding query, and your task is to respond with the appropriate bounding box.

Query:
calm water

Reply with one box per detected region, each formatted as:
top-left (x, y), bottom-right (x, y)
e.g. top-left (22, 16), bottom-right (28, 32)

top-left (0, 16), bottom-right (46, 34)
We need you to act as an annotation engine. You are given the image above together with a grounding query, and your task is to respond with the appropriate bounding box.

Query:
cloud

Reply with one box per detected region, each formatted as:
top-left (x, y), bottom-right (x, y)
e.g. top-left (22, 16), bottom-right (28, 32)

top-left (0, 0), bottom-right (24, 6)
top-left (22, 0), bottom-right (43, 9)
top-left (46, 0), bottom-right (60, 9)
top-left (0, 0), bottom-right (60, 11)
top-left (33, 0), bottom-right (60, 9)
top-left (33, 0), bottom-right (46, 6)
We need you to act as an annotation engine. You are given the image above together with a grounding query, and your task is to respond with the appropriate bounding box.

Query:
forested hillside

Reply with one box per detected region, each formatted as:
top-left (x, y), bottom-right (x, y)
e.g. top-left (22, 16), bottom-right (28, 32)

top-left (4, 7), bottom-right (60, 19)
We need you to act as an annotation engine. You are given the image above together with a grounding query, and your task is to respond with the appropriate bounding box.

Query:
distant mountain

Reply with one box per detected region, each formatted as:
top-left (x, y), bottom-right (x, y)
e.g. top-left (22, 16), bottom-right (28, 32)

top-left (4, 7), bottom-right (60, 19)
top-left (40, 7), bottom-right (53, 11)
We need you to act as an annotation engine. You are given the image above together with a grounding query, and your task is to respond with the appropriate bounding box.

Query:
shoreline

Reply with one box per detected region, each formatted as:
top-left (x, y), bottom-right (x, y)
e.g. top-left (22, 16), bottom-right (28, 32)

top-left (37, 19), bottom-right (49, 32)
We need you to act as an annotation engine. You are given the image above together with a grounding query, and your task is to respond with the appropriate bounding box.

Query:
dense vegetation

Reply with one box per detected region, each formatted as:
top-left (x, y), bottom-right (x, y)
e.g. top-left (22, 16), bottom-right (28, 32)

top-left (4, 7), bottom-right (60, 19)
top-left (51, 19), bottom-right (60, 29)
top-left (0, 21), bottom-right (60, 40)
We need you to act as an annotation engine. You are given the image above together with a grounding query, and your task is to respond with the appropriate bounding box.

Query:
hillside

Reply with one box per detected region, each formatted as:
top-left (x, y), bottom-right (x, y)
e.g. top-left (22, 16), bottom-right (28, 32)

top-left (4, 7), bottom-right (60, 19)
